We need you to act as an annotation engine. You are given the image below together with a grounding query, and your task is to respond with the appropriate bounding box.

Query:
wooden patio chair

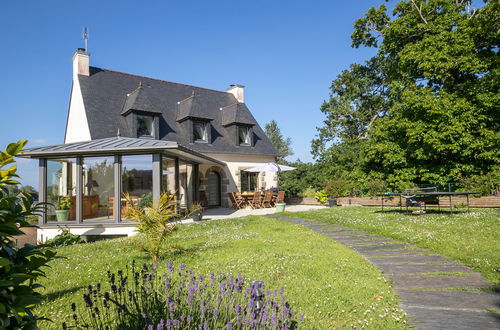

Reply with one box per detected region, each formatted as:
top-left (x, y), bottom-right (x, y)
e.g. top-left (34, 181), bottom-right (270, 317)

top-left (250, 191), bottom-right (262, 209)
top-left (233, 192), bottom-right (246, 209)
top-left (228, 193), bottom-right (240, 209)
top-left (262, 191), bottom-right (273, 208)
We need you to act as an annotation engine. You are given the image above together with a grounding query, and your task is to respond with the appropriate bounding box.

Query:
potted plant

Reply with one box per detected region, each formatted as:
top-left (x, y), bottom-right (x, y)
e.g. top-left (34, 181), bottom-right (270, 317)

top-left (55, 196), bottom-right (73, 222)
top-left (189, 203), bottom-right (204, 221)
top-left (275, 191), bottom-right (286, 212)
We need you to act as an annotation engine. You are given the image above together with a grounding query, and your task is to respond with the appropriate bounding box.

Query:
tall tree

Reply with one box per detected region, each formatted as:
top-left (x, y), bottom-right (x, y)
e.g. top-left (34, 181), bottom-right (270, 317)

top-left (265, 120), bottom-right (294, 162)
top-left (315, 0), bottom-right (499, 187)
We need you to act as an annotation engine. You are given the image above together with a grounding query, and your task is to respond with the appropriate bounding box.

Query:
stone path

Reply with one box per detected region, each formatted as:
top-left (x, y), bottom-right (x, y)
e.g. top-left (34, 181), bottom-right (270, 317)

top-left (268, 215), bottom-right (500, 329)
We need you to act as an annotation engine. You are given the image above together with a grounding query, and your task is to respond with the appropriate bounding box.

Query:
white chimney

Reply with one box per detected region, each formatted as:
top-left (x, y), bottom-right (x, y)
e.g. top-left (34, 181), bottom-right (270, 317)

top-left (72, 48), bottom-right (90, 78)
top-left (226, 84), bottom-right (245, 103)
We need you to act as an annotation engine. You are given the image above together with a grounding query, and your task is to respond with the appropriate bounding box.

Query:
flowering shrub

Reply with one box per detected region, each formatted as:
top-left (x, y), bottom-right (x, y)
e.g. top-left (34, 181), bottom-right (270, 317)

top-left (65, 261), bottom-right (301, 329)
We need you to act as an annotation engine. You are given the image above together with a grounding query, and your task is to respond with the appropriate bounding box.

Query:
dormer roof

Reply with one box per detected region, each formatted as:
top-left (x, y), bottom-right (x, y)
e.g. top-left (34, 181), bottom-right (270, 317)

top-left (176, 91), bottom-right (214, 122)
top-left (220, 102), bottom-right (257, 126)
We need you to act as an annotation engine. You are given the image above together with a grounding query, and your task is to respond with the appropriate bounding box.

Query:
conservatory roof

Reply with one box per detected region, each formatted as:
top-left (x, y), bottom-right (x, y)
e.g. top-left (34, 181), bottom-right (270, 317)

top-left (18, 136), bottom-right (225, 165)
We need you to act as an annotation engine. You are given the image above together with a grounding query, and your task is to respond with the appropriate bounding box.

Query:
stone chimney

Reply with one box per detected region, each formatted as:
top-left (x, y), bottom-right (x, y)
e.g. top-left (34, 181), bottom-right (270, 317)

top-left (226, 84), bottom-right (245, 103)
top-left (72, 48), bottom-right (90, 78)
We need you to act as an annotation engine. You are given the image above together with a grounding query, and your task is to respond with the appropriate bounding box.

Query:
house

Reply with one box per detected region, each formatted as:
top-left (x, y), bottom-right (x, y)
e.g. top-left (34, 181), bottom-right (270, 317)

top-left (20, 49), bottom-right (277, 241)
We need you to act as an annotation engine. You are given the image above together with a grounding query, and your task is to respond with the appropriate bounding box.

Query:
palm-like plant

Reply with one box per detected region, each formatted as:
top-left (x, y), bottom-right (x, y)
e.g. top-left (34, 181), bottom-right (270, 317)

top-left (125, 193), bottom-right (202, 264)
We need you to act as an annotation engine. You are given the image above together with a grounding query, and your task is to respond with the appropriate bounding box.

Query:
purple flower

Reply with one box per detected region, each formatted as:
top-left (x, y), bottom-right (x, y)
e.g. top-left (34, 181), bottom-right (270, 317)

top-left (299, 314), bottom-right (304, 323)
top-left (179, 263), bottom-right (185, 271)
top-left (169, 300), bottom-right (175, 314)
top-left (235, 305), bottom-right (242, 315)
top-left (147, 325), bottom-right (153, 330)
top-left (167, 261), bottom-right (174, 272)
top-left (226, 322), bottom-right (233, 330)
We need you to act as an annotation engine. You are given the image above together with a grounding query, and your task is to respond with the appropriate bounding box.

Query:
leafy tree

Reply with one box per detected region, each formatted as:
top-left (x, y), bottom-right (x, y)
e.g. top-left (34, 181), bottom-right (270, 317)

top-left (264, 120), bottom-right (294, 162)
top-left (0, 140), bottom-right (56, 328)
top-left (315, 0), bottom-right (499, 187)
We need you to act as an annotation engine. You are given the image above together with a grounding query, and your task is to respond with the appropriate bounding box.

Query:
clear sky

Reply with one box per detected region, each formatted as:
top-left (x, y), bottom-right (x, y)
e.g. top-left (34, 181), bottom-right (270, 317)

top-left (0, 0), bottom-right (378, 187)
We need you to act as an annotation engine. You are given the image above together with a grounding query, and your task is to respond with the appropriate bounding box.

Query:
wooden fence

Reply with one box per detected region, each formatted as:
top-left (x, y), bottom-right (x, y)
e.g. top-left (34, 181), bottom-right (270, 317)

top-left (288, 196), bottom-right (500, 208)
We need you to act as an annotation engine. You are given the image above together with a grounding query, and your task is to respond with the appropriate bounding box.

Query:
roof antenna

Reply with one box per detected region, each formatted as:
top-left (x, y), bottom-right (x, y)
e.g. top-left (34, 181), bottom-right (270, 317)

top-left (82, 27), bottom-right (89, 51)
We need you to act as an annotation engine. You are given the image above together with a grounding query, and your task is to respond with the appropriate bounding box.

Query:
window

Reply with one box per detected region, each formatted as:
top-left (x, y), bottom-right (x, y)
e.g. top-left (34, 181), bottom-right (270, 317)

top-left (137, 115), bottom-right (154, 137)
top-left (82, 156), bottom-right (114, 221)
top-left (193, 121), bottom-right (208, 142)
top-left (241, 171), bottom-right (258, 191)
top-left (46, 158), bottom-right (77, 222)
top-left (238, 126), bottom-right (251, 146)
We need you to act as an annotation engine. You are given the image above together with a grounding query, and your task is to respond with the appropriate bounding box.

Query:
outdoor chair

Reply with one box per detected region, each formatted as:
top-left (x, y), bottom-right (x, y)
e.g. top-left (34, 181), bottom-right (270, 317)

top-left (250, 191), bottom-right (262, 209)
top-left (262, 191), bottom-right (273, 208)
top-left (233, 192), bottom-right (246, 209)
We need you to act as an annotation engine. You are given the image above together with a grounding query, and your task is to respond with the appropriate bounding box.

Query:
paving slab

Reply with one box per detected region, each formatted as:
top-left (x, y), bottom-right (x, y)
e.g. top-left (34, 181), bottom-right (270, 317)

top-left (395, 289), bottom-right (500, 311)
top-left (368, 255), bottom-right (451, 264)
top-left (404, 307), bottom-right (500, 329)
top-left (377, 263), bottom-right (476, 275)
top-left (361, 249), bottom-right (433, 257)
top-left (341, 239), bottom-right (396, 246)
top-left (352, 243), bottom-right (413, 252)
top-left (387, 274), bottom-right (490, 289)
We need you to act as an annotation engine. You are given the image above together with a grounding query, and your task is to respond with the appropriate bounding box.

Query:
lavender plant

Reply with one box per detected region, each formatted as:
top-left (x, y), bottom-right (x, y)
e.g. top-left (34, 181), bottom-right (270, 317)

top-left (64, 261), bottom-right (301, 329)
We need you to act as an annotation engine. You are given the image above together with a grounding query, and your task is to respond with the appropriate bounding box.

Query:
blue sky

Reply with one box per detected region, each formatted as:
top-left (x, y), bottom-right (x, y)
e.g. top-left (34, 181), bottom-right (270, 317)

top-left (0, 0), bottom-right (378, 187)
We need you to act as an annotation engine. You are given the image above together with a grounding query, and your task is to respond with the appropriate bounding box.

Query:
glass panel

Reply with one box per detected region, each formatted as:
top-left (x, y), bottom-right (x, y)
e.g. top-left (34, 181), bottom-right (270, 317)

top-left (82, 156), bottom-right (114, 222)
top-left (137, 115), bottom-right (153, 137)
top-left (193, 121), bottom-right (207, 142)
top-left (162, 157), bottom-right (176, 195)
top-left (240, 171), bottom-right (258, 192)
top-left (239, 127), bottom-right (251, 146)
top-left (122, 155), bottom-right (152, 219)
top-left (46, 158), bottom-right (77, 222)
top-left (179, 160), bottom-right (193, 207)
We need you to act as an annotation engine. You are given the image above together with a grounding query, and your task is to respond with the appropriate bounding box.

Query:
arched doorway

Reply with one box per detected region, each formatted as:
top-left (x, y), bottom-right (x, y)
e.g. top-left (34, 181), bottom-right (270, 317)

top-left (207, 171), bottom-right (221, 207)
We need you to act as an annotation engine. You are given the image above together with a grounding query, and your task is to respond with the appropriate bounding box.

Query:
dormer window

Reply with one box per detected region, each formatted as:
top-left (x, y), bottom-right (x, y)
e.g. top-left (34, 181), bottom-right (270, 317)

top-left (137, 115), bottom-right (154, 137)
top-left (193, 120), bottom-right (208, 143)
top-left (238, 126), bottom-right (252, 146)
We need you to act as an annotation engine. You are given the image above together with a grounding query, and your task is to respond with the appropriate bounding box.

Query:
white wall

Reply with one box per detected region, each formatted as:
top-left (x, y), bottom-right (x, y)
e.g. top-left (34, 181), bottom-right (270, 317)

top-left (37, 225), bottom-right (138, 242)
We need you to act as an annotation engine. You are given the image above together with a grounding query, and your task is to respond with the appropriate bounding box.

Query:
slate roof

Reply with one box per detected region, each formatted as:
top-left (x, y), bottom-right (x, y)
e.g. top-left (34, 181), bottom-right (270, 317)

top-left (20, 137), bottom-right (225, 165)
top-left (77, 67), bottom-right (277, 157)
top-left (221, 103), bottom-right (257, 126)
top-left (176, 92), bottom-right (214, 122)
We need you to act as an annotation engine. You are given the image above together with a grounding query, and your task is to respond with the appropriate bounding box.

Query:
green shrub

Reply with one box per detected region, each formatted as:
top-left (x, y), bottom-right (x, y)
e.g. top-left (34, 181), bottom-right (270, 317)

top-left (301, 187), bottom-right (317, 198)
top-left (324, 179), bottom-right (351, 197)
top-left (45, 228), bottom-right (84, 247)
top-left (365, 179), bottom-right (388, 195)
top-left (458, 169), bottom-right (500, 196)
top-left (0, 140), bottom-right (57, 328)
top-left (315, 190), bottom-right (328, 203)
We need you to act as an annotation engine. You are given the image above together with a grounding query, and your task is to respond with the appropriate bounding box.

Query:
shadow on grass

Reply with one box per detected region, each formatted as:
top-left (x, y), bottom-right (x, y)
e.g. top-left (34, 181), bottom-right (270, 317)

top-left (42, 285), bottom-right (86, 302)
top-left (374, 209), bottom-right (470, 215)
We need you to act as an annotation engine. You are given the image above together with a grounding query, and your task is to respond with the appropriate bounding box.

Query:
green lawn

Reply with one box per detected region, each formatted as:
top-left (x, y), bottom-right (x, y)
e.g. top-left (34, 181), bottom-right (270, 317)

top-left (37, 216), bottom-right (408, 329)
top-left (285, 207), bottom-right (500, 286)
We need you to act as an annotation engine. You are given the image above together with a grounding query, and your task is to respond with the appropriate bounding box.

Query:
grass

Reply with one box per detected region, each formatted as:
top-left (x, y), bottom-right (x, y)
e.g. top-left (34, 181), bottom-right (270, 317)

top-left (37, 216), bottom-right (408, 329)
top-left (284, 207), bottom-right (500, 286)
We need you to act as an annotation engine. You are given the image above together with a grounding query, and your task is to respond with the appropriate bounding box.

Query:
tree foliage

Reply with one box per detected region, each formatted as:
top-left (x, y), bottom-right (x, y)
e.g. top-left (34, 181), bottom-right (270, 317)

top-left (264, 120), bottom-right (294, 162)
top-left (0, 140), bottom-right (56, 329)
top-left (314, 0), bottom-right (499, 188)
